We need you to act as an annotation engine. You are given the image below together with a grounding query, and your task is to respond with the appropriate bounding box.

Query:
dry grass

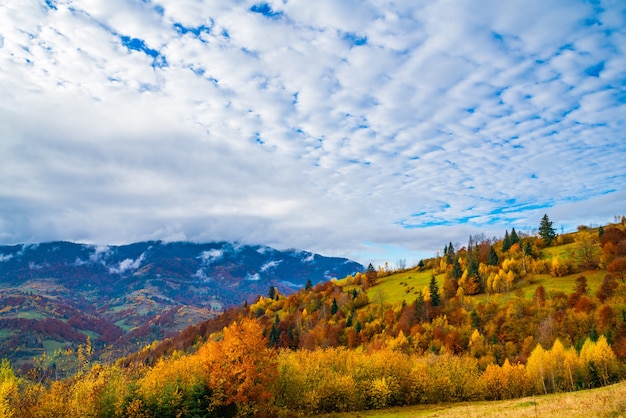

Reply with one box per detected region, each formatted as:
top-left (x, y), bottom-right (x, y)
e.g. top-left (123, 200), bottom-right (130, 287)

top-left (315, 380), bottom-right (626, 418)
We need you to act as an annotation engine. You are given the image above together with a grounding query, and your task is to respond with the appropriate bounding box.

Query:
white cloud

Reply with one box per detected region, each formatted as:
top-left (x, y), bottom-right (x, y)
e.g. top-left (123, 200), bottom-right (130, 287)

top-left (108, 252), bottom-right (146, 274)
top-left (198, 249), bottom-right (223, 264)
top-left (0, 0), bottom-right (624, 267)
top-left (260, 260), bottom-right (282, 272)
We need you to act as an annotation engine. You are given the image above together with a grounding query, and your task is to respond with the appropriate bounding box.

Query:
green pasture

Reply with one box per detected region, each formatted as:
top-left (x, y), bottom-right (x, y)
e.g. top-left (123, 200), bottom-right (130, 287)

top-left (364, 269), bottom-right (442, 305)
top-left (42, 339), bottom-right (70, 355)
top-left (355, 264), bottom-right (610, 307)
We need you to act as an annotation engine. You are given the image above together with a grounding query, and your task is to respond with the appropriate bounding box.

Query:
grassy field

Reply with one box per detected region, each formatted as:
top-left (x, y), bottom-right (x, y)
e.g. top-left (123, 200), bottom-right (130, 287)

top-left (315, 380), bottom-right (626, 417)
top-left (353, 263), bottom-right (608, 307)
top-left (363, 270), bottom-right (442, 305)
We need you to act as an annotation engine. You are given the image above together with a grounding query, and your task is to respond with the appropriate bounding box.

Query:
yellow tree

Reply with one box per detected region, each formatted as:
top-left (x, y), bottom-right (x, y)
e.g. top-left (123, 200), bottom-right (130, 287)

top-left (0, 359), bottom-right (18, 418)
top-left (526, 344), bottom-right (548, 394)
top-left (199, 318), bottom-right (278, 416)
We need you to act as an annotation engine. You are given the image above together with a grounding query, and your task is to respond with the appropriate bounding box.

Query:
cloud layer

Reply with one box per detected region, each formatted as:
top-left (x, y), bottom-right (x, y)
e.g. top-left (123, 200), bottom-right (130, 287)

top-left (1, 0), bottom-right (625, 266)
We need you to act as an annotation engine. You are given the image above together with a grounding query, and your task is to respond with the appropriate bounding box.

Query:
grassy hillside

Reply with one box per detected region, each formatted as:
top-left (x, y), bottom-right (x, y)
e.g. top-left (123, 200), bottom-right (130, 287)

top-left (315, 379), bottom-right (626, 417)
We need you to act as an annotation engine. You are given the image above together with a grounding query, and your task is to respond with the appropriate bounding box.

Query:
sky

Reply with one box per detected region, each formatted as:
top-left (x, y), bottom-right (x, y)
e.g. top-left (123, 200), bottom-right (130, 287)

top-left (1, 0), bottom-right (625, 268)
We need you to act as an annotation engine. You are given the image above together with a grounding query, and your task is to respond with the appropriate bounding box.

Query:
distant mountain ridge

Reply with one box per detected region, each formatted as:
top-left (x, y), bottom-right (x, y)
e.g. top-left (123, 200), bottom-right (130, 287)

top-left (0, 240), bottom-right (362, 366)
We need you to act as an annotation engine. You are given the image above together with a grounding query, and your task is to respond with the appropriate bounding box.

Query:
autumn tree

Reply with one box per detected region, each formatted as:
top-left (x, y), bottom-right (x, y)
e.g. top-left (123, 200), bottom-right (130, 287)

top-left (539, 214), bottom-right (557, 245)
top-left (575, 230), bottom-right (600, 269)
top-left (0, 359), bottom-right (18, 418)
top-left (199, 319), bottom-right (278, 416)
top-left (365, 263), bottom-right (377, 287)
top-left (607, 257), bottom-right (626, 282)
top-left (596, 274), bottom-right (618, 303)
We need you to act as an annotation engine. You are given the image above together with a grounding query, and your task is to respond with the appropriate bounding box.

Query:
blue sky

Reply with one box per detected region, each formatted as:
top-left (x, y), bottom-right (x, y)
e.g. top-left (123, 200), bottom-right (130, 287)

top-left (0, 0), bottom-right (625, 267)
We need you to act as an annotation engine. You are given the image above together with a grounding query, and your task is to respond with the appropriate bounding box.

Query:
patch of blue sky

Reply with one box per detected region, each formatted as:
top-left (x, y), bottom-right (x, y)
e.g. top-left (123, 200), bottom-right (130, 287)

top-left (152, 4), bottom-right (164, 16)
top-left (584, 62), bottom-right (605, 77)
top-left (249, 3), bottom-right (283, 19)
top-left (173, 22), bottom-right (212, 38)
top-left (44, 0), bottom-right (57, 10)
top-left (188, 65), bottom-right (205, 76)
top-left (343, 32), bottom-right (368, 47)
top-left (120, 36), bottom-right (157, 58)
top-left (120, 36), bottom-right (167, 68)
top-left (488, 201), bottom-right (554, 216)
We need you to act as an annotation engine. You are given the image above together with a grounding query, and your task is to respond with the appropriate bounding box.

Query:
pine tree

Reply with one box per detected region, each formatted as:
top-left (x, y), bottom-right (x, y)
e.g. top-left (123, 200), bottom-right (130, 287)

top-left (305, 278), bottom-right (312, 291)
top-left (429, 276), bottom-right (441, 307)
top-left (414, 291), bottom-right (426, 320)
top-left (330, 297), bottom-right (338, 315)
top-left (487, 245), bottom-right (498, 266)
top-left (502, 230), bottom-right (511, 251)
top-left (452, 258), bottom-right (463, 279)
top-left (446, 242), bottom-right (455, 264)
top-left (539, 214), bottom-right (557, 245)
top-left (510, 228), bottom-right (520, 246)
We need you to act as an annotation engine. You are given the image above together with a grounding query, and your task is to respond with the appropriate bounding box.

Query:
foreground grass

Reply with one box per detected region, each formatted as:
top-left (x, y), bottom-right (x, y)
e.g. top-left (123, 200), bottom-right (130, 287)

top-left (315, 380), bottom-right (626, 417)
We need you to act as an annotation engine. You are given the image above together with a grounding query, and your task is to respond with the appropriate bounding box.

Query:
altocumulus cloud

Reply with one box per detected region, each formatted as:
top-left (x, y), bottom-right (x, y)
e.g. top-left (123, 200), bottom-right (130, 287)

top-left (0, 0), bottom-right (625, 267)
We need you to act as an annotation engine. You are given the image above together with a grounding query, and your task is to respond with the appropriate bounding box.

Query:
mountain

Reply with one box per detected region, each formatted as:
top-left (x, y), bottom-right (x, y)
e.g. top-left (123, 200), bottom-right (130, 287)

top-left (0, 240), bottom-right (362, 367)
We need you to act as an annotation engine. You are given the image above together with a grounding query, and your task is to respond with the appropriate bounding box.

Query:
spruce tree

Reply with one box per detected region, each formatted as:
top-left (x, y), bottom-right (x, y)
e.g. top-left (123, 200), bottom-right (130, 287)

top-left (487, 245), bottom-right (498, 266)
top-left (539, 214), bottom-right (557, 245)
top-left (510, 228), bottom-right (520, 246)
top-left (429, 276), bottom-right (441, 307)
top-left (452, 258), bottom-right (463, 279)
top-left (502, 230), bottom-right (511, 251)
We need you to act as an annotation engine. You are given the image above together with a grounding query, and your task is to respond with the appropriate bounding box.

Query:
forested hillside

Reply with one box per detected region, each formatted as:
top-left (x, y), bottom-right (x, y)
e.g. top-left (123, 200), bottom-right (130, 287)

top-left (1, 217), bottom-right (626, 417)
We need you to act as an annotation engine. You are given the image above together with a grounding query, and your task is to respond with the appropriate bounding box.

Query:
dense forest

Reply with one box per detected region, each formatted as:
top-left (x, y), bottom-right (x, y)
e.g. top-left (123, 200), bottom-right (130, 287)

top-left (1, 215), bottom-right (626, 417)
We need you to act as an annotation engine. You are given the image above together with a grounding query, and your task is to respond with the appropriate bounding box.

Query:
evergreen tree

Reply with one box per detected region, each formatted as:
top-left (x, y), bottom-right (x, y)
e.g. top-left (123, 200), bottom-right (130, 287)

top-left (355, 321), bottom-right (362, 334)
top-left (269, 316), bottom-right (280, 347)
top-left (510, 228), bottom-right (520, 246)
top-left (305, 278), bottom-right (312, 291)
top-left (539, 213), bottom-right (557, 245)
top-left (429, 276), bottom-right (441, 307)
top-left (414, 291), bottom-right (426, 321)
top-left (470, 307), bottom-right (480, 330)
top-left (445, 241), bottom-right (455, 264)
top-left (417, 259), bottom-right (425, 270)
top-left (330, 297), bottom-right (338, 315)
top-left (502, 230), bottom-right (511, 251)
top-left (452, 258), bottom-right (463, 279)
top-left (487, 245), bottom-right (498, 266)
top-left (268, 286), bottom-right (277, 300)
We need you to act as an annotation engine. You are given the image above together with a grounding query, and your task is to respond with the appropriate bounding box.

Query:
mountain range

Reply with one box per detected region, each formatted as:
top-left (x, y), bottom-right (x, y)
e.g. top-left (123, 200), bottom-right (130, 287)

top-left (0, 240), bottom-right (362, 367)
